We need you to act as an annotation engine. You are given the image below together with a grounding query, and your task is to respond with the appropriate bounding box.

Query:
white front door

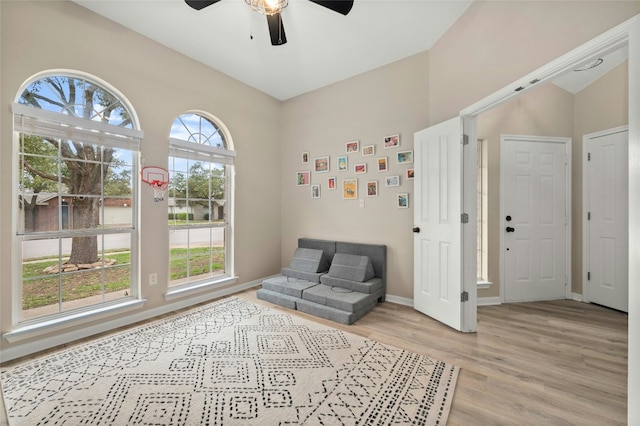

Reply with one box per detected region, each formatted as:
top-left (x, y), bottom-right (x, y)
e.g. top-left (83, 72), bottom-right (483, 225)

top-left (501, 135), bottom-right (570, 302)
top-left (584, 127), bottom-right (628, 312)
top-left (413, 117), bottom-right (465, 330)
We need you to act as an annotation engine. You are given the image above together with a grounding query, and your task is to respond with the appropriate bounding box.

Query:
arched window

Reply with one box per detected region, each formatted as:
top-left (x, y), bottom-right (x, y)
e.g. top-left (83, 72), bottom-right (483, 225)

top-left (167, 112), bottom-right (235, 292)
top-left (13, 72), bottom-right (142, 323)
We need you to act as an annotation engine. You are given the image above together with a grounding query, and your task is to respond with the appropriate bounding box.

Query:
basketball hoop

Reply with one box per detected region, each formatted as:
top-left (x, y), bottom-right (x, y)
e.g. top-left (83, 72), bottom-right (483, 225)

top-left (141, 166), bottom-right (169, 202)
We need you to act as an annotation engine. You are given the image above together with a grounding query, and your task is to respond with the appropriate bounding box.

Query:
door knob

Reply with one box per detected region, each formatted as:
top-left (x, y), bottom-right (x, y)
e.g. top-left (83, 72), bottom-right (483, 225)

top-left (412, 226), bottom-right (420, 233)
top-left (506, 226), bottom-right (515, 233)
top-left (506, 215), bottom-right (512, 222)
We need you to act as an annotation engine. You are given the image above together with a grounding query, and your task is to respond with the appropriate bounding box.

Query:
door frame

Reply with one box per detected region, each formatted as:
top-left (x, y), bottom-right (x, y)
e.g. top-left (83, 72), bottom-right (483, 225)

top-left (582, 125), bottom-right (629, 306)
top-left (455, 15), bottom-right (638, 423)
top-left (499, 134), bottom-right (572, 303)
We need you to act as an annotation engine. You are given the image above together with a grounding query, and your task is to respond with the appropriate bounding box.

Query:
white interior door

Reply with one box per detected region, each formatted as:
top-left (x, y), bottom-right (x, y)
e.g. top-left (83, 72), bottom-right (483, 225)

top-left (413, 117), bottom-right (465, 330)
top-left (501, 135), bottom-right (570, 302)
top-left (584, 127), bottom-right (628, 312)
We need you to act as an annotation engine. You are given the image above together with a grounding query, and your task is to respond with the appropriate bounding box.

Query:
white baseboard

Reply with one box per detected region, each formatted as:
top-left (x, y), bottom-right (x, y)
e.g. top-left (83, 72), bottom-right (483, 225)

top-left (0, 279), bottom-right (263, 363)
top-left (384, 294), bottom-right (413, 307)
top-left (477, 296), bottom-right (502, 306)
top-left (386, 295), bottom-right (503, 307)
top-left (571, 292), bottom-right (585, 302)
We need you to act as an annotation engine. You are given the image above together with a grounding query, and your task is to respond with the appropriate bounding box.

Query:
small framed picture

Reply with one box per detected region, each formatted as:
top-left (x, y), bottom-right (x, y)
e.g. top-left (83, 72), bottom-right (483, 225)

top-left (362, 145), bottom-right (375, 156)
top-left (385, 175), bottom-right (400, 187)
top-left (377, 157), bottom-right (388, 172)
top-left (343, 178), bottom-right (358, 199)
top-left (302, 152), bottom-right (309, 164)
top-left (406, 169), bottom-right (415, 180)
top-left (314, 156), bottom-right (330, 173)
top-left (297, 171), bottom-right (310, 186)
top-left (311, 184), bottom-right (321, 198)
top-left (327, 176), bottom-right (337, 190)
top-left (346, 140), bottom-right (360, 153)
top-left (397, 150), bottom-right (414, 164)
top-left (366, 180), bottom-right (378, 197)
top-left (354, 163), bottom-right (367, 174)
top-left (337, 156), bottom-right (348, 172)
top-left (384, 134), bottom-right (400, 149)
top-left (397, 193), bottom-right (409, 208)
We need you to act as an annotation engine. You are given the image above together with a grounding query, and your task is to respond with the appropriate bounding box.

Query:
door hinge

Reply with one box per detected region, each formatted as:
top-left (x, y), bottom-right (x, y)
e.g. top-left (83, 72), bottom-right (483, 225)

top-left (462, 134), bottom-right (469, 145)
top-left (461, 213), bottom-right (469, 224)
top-left (461, 291), bottom-right (469, 302)
top-left (587, 271), bottom-right (591, 281)
top-left (588, 152), bottom-right (591, 161)
top-left (588, 211), bottom-right (591, 220)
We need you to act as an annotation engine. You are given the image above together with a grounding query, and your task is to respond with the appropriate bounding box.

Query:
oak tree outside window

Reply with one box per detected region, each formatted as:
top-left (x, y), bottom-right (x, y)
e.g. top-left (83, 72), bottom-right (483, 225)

top-left (168, 113), bottom-right (234, 289)
top-left (14, 73), bottom-right (142, 322)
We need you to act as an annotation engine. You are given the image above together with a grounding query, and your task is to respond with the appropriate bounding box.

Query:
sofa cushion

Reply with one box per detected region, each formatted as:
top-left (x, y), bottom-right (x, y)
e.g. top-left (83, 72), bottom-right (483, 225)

top-left (326, 253), bottom-right (375, 282)
top-left (281, 268), bottom-right (324, 283)
top-left (320, 276), bottom-right (383, 294)
top-left (296, 299), bottom-right (377, 325)
top-left (262, 275), bottom-right (319, 298)
top-left (301, 284), bottom-right (380, 313)
top-left (287, 248), bottom-right (329, 273)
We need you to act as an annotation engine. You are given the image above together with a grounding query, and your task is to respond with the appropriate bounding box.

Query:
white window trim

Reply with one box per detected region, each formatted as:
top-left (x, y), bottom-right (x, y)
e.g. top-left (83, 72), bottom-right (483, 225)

top-left (2, 298), bottom-right (146, 343)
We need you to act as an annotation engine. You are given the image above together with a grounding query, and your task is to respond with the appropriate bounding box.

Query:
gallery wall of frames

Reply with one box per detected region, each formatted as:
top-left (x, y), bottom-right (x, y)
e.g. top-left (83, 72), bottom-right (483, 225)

top-left (296, 134), bottom-right (413, 209)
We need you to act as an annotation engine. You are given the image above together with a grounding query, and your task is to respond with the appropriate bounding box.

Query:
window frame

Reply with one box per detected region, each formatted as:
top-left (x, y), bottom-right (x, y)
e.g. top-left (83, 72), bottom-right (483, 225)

top-left (477, 138), bottom-right (491, 289)
top-left (11, 71), bottom-right (143, 329)
top-left (166, 112), bottom-right (236, 298)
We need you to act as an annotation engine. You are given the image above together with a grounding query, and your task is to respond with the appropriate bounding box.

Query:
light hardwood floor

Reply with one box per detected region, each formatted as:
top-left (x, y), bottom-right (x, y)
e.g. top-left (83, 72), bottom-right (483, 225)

top-left (240, 290), bottom-right (628, 425)
top-left (1, 289), bottom-right (628, 425)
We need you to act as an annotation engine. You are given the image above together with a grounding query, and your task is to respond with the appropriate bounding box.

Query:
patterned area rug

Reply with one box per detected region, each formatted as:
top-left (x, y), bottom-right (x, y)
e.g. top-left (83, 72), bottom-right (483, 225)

top-left (1, 297), bottom-right (459, 425)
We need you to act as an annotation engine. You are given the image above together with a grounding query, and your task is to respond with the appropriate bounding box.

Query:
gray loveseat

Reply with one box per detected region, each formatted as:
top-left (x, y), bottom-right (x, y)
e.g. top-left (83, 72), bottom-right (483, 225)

top-left (257, 238), bottom-right (387, 324)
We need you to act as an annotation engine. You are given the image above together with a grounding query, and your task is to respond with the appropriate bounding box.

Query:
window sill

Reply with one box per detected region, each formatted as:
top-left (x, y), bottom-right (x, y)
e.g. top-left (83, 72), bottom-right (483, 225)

top-left (165, 276), bottom-right (239, 301)
top-left (2, 298), bottom-right (147, 343)
top-left (477, 280), bottom-right (493, 290)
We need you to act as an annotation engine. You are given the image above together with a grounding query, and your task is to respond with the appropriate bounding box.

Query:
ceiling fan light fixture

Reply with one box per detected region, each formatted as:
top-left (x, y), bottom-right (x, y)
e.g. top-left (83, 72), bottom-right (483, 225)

top-left (245, 0), bottom-right (288, 16)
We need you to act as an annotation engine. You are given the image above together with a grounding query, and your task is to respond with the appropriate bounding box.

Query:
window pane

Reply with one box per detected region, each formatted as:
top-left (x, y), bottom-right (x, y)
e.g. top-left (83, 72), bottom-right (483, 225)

top-left (171, 114), bottom-right (226, 149)
top-left (169, 227), bottom-right (225, 287)
top-left (20, 232), bottom-right (132, 321)
top-left (20, 77), bottom-right (133, 128)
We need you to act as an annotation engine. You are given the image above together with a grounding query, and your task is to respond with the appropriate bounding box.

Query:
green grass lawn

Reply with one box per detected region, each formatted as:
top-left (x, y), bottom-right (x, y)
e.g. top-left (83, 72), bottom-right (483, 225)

top-left (22, 247), bottom-right (224, 310)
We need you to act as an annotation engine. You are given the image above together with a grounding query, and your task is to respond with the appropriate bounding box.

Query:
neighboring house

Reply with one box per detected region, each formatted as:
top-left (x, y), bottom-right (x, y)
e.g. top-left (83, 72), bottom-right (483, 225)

top-left (168, 198), bottom-right (224, 221)
top-left (19, 193), bottom-right (133, 232)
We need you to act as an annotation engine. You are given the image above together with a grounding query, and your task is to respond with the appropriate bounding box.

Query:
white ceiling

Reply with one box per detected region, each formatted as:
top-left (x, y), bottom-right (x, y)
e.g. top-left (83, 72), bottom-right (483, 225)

top-left (73, 0), bottom-right (473, 100)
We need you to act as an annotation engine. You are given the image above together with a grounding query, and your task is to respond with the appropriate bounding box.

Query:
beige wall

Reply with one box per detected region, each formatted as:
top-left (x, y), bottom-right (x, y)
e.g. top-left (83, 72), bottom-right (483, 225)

top-left (281, 52), bottom-right (429, 300)
top-left (0, 1), bottom-right (282, 355)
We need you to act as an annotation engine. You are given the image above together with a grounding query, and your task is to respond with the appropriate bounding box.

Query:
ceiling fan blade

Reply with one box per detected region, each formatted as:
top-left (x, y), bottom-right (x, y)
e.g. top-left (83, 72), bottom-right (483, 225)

top-left (185, 0), bottom-right (222, 11)
top-left (267, 13), bottom-right (287, 46)
top-left (307, 0), bottom-right (354, 16)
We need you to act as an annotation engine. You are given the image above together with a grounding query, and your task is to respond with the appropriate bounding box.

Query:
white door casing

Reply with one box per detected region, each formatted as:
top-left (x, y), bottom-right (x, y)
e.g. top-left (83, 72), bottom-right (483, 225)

top-left (501, 135), bottom-right (571, 302)
top-left (583, 126), bottom-right (628, 312)
top-left (413, 117), bottom-right (464, 330)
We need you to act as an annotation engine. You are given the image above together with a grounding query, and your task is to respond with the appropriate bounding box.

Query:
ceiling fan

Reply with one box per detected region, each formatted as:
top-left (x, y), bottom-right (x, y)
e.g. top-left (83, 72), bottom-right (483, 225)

top-left (185, 0), bottom-right (354, 46)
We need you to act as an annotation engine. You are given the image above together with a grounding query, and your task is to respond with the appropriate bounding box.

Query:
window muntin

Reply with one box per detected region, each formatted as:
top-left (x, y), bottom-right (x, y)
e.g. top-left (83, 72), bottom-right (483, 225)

top-left (15, 74), bottom-right (139, 322)
top-left (168, 113), bottom-right (233, 289)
